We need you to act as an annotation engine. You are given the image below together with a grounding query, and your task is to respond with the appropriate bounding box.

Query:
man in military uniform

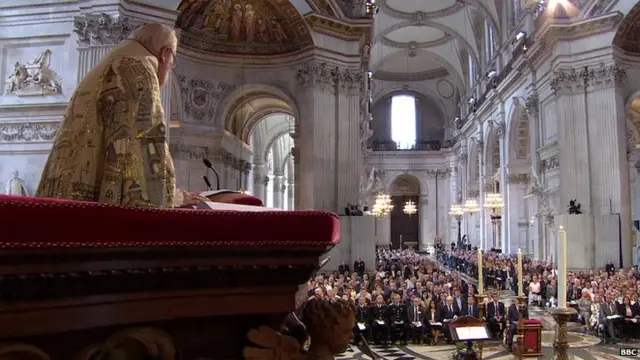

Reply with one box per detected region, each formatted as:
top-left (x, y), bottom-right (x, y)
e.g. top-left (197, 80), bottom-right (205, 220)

top-left (371, 294), bottom-right (389, 345)
top-left (353, 296), bottom-right (372, 345)
top-left (389, 293), bottom-right (407, 345)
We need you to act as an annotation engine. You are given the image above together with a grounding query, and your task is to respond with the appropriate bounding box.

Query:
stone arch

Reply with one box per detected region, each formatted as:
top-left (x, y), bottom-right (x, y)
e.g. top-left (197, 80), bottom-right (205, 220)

top-left (484, 125), bottom-right (501, 178)
top-left (613, 1), bottom-right (640, 55)
top-left (506, 102), bottom-right (529, 164)
top-left (218, 83), bottom-right (300, 142)
top-left (267, 131), bottom-right (293, 175)
top-left (251, 113), bottom-right (294, 164)
top-left (372, 49), bottom-right (465, 97)
top-left (385, 173), bottom-right (423, 195)
top-left (372, 83), bottom-right (449, 122)
top-left (468, 139), bottom-right (481, 181)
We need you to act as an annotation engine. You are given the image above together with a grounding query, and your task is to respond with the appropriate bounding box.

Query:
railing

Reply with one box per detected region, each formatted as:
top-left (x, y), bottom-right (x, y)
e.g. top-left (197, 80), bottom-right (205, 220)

top-left (369, 139), bottom-right (454, 151)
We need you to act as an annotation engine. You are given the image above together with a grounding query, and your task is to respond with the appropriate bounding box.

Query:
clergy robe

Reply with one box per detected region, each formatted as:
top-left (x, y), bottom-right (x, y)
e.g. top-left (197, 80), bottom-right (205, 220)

top-left (36, 40), bottom-right (177, 208)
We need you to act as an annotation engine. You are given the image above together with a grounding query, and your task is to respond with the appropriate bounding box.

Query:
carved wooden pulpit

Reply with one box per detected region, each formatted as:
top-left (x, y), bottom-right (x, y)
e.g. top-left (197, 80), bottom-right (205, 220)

top-left (0, 195), bottom-right (340, 359)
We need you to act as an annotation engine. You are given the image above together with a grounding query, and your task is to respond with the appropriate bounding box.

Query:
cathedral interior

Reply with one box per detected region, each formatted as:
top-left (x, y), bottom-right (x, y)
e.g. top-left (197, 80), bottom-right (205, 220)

top-left (3, 0), bottom-right (640, 359)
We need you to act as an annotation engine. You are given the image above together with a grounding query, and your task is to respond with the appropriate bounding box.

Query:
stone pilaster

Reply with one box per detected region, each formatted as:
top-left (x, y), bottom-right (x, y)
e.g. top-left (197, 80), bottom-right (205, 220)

top-left (584, 63), bottom-right (632, 266)
top-left (376, 215), bottom-right (391, 246)
top-left (551, 67), bottom-right (592, 213)
top-left (252, 163), bottom-right (267, 202)
top-left (478, 139), bottom-right (487, 250)
top-left (424, 176), bottom-right (437, 246)
top-left (419, 193), bottom-right (429, 250)
top-left (287, 180), bottom-right (295, 210)
top-left (495, 120), bottom-right (508, 253)
top-left (273, 175), bottom-right (285, 209)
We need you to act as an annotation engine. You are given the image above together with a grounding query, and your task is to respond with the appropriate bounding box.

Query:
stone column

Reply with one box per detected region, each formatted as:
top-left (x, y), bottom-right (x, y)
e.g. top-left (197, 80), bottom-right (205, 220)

top-left (295, 63), bottom-right (338, 211)
top-left (376, 215), bottom-right (391, 246)
top-left (273, 175), bottom-right (285, 209)
top-left (419, 193), bottom-right (429, 249)
top-left (496, 121), bottom-right (508, 253)
top-left (425, 175), bottom-right (438, 246)
top-left (478, 144), bottom-right (487, 250)
top-left (252, 163), bottom-right (267, 201)
top-left (336, 69), bottom-right (363, 208)
top-left (287, 180), bottom-right (295, 210)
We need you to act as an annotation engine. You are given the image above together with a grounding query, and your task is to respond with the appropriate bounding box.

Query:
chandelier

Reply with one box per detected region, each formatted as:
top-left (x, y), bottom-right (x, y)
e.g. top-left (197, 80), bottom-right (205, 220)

top-left (484, 193), bottom-right (505, 213)
top-left (448, 204), bottom-right (465, 220)
top-left (403, 199), bottom-right (417, 215)
top-left (463, 199), bottom-right (480, 214)
top-left (372, 193), bottom-right (393, 217)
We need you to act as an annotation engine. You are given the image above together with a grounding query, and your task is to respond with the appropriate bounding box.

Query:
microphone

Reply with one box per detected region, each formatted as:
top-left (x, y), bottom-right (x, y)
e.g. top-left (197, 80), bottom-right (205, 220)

top-left (202, 158), bottom-right (220, 190)
top-left (203, 176), bottom-right (213, 191)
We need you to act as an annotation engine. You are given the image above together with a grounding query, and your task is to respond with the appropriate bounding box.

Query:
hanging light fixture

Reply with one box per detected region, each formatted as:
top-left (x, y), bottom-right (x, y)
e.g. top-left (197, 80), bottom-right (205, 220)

top-left (372, 193), bottom-right (393, 217)
top-left (463, 199), bottom-right (480, 214)
top-left (403, 199), bottom-right (417, 215)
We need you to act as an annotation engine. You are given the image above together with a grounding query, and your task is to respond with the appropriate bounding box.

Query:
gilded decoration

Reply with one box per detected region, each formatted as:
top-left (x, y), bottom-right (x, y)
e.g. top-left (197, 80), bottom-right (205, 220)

top-left (3, 49), bottom-right (62, 96)
top-left (176, 0), bottom-right (313, 55)
top-left (0, 122), bottom-right (59, 142)
top-left (73, 13), bottom-right (136, 46)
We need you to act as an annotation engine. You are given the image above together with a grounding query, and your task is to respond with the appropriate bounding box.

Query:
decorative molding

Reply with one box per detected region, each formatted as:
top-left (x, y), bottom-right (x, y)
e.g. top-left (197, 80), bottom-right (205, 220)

top-left (540, 155), bottom-right (560, 171)
top-left (524, 94), bottom-right (539, 120)
top-left (378, 0), bottom-right (465, 21)
top-left (169, 143), bottom-right (251, 172)
top-left (74, 13), bottom-right (137, 46)
top-left (551, 63), bottom-right (626, 95)
top-left (177, 76), bottom-right (236, 122)
top-left (0, 122), bottom-right (59, 142)
top-left (305, 14), bottom-right (371, 41)
top-left (425, 168), bottom-right (452, 178)
top-left (3, 50), bottom-right (62, 97)
top-left (380, 34), bottom-right (452, 49)
top-left (466, 189), bottom-right (479, 198)
top-left (296, 63), bottom-right (363, 94)
top-left (373, 68), bottom-right (448, 82)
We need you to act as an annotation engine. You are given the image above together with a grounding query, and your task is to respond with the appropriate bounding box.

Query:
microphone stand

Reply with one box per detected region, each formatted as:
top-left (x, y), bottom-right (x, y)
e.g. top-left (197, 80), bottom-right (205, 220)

top-left (202, 159), bottom-right (220, 190)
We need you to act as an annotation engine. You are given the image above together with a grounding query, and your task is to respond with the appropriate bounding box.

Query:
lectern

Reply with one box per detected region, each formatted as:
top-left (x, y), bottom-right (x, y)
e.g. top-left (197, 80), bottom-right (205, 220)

top-left (0, 195), bottom-right (340, 359)
top-left (449, 316), bottom-right (491, 360)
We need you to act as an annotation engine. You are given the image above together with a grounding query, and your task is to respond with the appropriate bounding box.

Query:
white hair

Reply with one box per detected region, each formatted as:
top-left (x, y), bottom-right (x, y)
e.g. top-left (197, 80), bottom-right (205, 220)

top-left (128, 23), bottom-right (178, 55)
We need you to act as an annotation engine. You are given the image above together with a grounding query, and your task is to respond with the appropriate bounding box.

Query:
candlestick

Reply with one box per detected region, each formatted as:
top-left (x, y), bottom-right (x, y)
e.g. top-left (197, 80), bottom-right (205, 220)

top-left (517, 248), bottom-right (524, 297)
top-left (478, 249), bottom-right (483, 295)
top-left (558, 226), bottom-right (567, 309)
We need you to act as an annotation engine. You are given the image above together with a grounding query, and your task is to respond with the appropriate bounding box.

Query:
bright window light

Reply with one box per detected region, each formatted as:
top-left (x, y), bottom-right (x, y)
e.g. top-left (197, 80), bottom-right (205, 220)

top-left (391, 95), bottom-right (416, 150)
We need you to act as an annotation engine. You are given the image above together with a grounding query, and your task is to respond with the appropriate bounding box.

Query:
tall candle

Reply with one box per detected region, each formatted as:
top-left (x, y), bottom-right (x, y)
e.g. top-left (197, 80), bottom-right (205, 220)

top-left (478, 249), bottom-right (484, 295)
top-left (558, 226), bottom-right (567, 309)
top-left (517, 248), bottom-right (524, 297)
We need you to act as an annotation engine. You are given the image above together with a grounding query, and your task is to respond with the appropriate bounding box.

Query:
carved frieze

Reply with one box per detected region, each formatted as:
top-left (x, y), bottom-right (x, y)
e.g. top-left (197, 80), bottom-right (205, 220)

top-left (0, 122), bottom-right (59, 142)
top-left (177, 76), bottom-right (235, 122)
top-left (425, 168), bottom-right (452, 178)
top-left (170, 143), bottom-right (252, 173)
top-left (550, 63), bottom-right (626, 95)
top-left (3, 50), bottom-right (62, 96)
top-left (540, 155), bottom-right (560, 171)
top-left (524, 94), bottom-right (539, 119)
top-left (74, 13), bottom-right (136, 46)
top-left (296, 63), bottom-right (363, 94)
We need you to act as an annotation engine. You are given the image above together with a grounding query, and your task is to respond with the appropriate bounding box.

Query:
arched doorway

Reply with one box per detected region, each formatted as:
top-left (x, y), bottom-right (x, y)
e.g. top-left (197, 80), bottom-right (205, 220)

top-left (389, 174), bottom-right (421, 249)
top-left (484, 127), bottom-right (502, 250)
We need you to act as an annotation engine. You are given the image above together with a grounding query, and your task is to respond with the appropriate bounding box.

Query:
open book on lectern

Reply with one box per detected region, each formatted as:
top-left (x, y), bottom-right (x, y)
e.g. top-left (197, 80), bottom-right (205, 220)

top-left (455, 326), bottom-right (489, 341)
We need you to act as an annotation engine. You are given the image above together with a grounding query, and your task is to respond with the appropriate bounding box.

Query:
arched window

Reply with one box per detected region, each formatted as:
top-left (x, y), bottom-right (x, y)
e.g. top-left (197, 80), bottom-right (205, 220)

top-left (390, 95), bottom-right (417, 149)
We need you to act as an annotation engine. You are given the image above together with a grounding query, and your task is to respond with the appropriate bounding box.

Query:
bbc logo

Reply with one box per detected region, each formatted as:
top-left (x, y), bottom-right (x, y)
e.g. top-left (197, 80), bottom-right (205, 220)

top-left (620, 348), bottom-right (640, 356)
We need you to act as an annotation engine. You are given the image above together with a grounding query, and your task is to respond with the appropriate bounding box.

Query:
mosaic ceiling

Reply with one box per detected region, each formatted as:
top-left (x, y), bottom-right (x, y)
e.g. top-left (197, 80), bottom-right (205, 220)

top-left (176, 0), bottom-right (313, 55)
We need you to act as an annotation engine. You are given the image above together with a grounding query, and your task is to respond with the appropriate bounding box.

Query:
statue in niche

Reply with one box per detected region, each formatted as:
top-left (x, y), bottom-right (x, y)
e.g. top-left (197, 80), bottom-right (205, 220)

top-left (5, 171), bottom-right (28, 196)
top-left (4, 49), bottom-right (62, 96)
top-left (230, 4), bottom-right (243, 41)
top-left (245, 4), bottom-right (256, 42)
top-left (359, 167), bottom-right (382, 195)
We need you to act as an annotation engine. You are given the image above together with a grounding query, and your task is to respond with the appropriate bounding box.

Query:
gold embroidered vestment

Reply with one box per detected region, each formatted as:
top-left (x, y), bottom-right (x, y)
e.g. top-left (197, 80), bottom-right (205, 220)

top-left (36, 41), bottom-right (176, 207)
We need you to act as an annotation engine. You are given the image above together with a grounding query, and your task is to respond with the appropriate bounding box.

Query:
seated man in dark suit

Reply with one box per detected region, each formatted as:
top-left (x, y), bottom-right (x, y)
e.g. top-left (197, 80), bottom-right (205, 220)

top-left (406, 296), bottom-right (425, 344)
top-left (371, 294), bottom-right (389, 345)
top-left (600, 292), bottom-right (623, 344)
top-left (354, 296), bottom-right (372, 345)
top-left (463, 295), bottom-right (480, 318)
top-left (486, 291), bottom-right (506, 340)
top-left (440, 295), bottom-right (460, 342)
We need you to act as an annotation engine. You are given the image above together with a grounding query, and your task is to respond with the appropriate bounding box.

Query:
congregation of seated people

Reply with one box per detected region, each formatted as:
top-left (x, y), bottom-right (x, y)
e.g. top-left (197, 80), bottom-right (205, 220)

top-left (442, 249), bottom-right (640, 344)
top-left (305, 248), bottom-right (520, 347)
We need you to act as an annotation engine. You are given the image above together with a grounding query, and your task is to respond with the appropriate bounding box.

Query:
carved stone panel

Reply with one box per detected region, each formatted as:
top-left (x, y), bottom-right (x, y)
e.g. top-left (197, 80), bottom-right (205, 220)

top-left (74, 13), bottom-right (137, 46)
top-left (3, 50), bottom-right (62, 96)
top-left (0, 122), bottom-right (59, 142)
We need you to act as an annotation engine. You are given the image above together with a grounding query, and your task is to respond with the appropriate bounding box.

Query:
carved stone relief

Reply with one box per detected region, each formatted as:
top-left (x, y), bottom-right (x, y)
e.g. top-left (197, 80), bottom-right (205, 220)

top-left (295, 63), bottom-right (363, 94)
top-left (3, 50), bottom-right (62, 96)
top-left (507, 173), bottom-right (528, 185)
top-left (425, 168), bottom-right (452, 178)
top-left (177, 76), bottom-right (236, 122)
top-left (0, 122), bottom-right (59, 142)
top-left (169, 143), bottom-right (251, 173)
top-left (74, 13), bottom-right (137, 46)
top-left (467, 189), bottom-right (479, 198)
top-left (540, 155), bottom-right (560, 171)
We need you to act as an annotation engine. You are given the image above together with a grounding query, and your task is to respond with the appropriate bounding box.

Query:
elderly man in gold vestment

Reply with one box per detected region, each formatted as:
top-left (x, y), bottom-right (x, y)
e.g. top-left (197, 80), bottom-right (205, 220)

top-left (37, 23), bottom-right (205, 207)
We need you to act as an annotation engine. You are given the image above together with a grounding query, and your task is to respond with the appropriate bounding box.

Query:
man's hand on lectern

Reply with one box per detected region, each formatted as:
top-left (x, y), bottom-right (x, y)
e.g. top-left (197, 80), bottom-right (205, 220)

top-left (182, 191), bottom-right (209, 206)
